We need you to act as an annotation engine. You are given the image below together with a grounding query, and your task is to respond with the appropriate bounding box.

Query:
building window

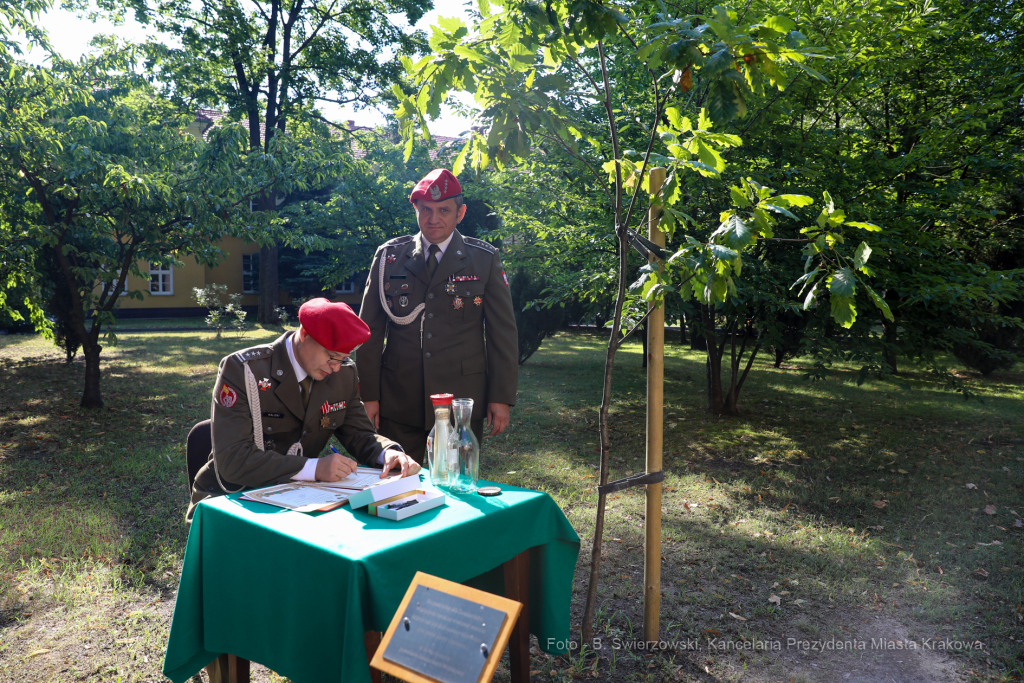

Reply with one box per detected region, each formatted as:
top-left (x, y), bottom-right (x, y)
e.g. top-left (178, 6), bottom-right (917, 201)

top-left (149, 262), bottom-right (173, 295)
top-left (336, 279), bottom-right (356, 294)
top-left (243, 253), bottom-right (260, 294)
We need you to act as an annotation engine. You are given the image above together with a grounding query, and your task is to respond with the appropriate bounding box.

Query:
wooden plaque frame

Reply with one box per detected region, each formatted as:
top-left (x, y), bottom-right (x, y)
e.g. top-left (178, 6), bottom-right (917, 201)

top-left (369, 571), bottom-right (523, 683)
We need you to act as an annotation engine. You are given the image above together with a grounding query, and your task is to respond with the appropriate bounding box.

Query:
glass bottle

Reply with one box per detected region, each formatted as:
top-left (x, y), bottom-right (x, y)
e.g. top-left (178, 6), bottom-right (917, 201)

top-left (448, 398), bottom-right (479, 493)
top-left (428, 393), bottom-right (455, 488)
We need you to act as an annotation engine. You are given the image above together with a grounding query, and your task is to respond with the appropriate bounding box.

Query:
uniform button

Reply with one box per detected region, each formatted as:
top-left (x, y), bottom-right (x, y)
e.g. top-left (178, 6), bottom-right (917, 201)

top-left (266, 426), bottom-right (272, 432)
top-left (427, 313), bottom-right (434, 319)
top-left (426, 333), bottom-right (433, 339)
top-left (425, 352), bottom-right (432, 358)
top-left (466, 290), bottom-right (471, 295)
top-left (331, 422), bottom-right (336, 427)
top-left (302, 430), bottom-right (308, 436)
top-left (276, 370), bottom-right (283, 376)
top-left (428, 293), bottom-right (435, 299)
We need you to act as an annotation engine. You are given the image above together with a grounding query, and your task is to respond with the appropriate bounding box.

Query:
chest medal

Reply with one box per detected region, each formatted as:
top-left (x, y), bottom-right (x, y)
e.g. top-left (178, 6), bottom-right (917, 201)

top-left (452, 296), bottom-right (464, 310)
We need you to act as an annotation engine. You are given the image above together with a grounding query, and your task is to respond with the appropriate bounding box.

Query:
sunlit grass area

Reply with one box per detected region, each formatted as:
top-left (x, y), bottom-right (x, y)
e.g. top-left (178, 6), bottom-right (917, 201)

top-left (1, 328), bottom-right (1021, 682)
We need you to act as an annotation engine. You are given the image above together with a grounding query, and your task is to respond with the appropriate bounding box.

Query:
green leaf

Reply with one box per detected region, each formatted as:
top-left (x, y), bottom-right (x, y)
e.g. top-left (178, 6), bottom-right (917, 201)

top-left (762, 203), bottom-right (798, 220)
top-left (828, 267), bottom-right (856, 297)
top-left (864, 283), bottom-right (895, 322)
top-left (854, 241), bottom-right (872, 271)
top-left (729, 185), bottom-right (750, 208)
top-left (706, 79), bottom-right (747, 126)
top-left (712, 213), bottom-right (755, 250)
top-left (775, 194), bottom-right (814, 207)
top-left (846, 221), bottom-right (882, 232)
top-left (829, 295), bottom-right (857, 328)
top-left (764, 15), bottom-right (797, 33)
top-left (696, 140), bottom-right (726, 173)
top-left (791, 59), bottom-right (828, 82)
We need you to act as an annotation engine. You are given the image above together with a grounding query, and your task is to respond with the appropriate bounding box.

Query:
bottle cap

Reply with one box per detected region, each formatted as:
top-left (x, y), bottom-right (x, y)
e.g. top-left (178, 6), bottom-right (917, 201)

top-left (478, 486), bottom-right (502, 497)
top-left (430, 393), bottom-right (454, 406)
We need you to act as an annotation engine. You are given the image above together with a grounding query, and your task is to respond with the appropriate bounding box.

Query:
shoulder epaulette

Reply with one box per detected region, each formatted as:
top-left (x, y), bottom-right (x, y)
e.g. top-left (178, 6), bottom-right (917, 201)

top-left (384, 234), bottom-right (415, 247)
top-left (464, 236), bottom-right (497, 254)
top-left (235, 346), bottom-right (273, 363)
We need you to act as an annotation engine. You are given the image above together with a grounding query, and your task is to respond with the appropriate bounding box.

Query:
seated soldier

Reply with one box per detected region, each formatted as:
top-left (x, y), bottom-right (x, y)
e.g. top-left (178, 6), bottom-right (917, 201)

top-left (187, 297), bottom-right (419, 523)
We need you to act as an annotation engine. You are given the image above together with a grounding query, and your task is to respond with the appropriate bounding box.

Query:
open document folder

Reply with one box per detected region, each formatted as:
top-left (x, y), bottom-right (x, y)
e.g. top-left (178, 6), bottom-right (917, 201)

top-left (240, 467), bottom-right (401, 513)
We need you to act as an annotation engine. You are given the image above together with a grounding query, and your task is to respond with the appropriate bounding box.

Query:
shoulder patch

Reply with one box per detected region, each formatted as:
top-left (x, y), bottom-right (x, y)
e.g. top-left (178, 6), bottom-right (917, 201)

top-left (464, 237), bottom-right (497, 253)
top-left (235, 346), bottom-right (273, 363)
top-left (219, 383), bottom-right (238, 408)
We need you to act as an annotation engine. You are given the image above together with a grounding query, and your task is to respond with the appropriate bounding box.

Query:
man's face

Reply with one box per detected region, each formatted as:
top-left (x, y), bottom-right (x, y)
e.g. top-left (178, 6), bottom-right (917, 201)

top-left (295, 327), bottom-right (350, 381)
top-left (415, 197), bottom-right (466, 245)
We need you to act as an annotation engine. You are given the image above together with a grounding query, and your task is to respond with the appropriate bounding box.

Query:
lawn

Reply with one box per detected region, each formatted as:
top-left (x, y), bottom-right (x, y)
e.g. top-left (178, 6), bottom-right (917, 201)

top-left (0, 328), bottom-right (1021, 682)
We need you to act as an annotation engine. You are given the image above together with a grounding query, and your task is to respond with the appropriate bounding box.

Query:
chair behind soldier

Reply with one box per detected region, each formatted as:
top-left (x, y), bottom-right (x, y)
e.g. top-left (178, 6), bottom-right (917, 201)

top-left (186, 420), bottom-right (212, 490)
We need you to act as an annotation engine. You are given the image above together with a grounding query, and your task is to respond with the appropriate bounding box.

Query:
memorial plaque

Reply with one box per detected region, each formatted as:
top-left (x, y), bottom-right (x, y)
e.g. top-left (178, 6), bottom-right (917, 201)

top-left (371, 572), bottom-right (521, 683)
top-left (383, 585), bottom-right (504, 683)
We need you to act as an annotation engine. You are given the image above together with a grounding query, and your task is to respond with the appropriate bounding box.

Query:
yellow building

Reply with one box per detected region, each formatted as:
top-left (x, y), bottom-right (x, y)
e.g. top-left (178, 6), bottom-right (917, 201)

top-left (114, 110), bottom-right (365, 319)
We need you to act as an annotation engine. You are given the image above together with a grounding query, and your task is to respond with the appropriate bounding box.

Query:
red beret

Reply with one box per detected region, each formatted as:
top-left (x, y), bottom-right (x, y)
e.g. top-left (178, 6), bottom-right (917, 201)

top-left (298, 298), bottom-right (371, 354)
top-left (409, 169), bottom-right (462, 204)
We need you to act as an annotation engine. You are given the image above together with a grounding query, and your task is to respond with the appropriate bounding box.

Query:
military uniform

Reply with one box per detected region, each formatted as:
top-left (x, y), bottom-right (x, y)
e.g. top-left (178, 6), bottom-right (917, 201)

top-left (357, 229), bottom-right (519, 460)
top-left (187, 331), bottom-right (397, 521)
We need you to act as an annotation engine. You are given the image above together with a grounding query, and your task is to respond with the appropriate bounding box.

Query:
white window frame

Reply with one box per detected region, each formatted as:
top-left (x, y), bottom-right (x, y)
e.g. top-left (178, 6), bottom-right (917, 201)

top-left (242, 253), bottom-right (260, 294)
top-left (335, 279), bottom-right (356, 294)
top-left (149, 262), bottom-right (173, 295)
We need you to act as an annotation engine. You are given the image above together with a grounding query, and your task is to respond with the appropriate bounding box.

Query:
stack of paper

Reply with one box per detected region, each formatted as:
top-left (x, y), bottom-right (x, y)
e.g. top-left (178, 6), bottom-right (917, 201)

top-left (241, 467), bottom-right (401, 513)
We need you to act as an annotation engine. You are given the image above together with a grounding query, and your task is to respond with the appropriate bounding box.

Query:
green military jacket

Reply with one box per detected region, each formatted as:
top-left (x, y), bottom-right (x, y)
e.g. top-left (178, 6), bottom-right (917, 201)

top-left (188, 332), bottom-right (397, 520)
top-left (357, 230), bottom-right (519, 428)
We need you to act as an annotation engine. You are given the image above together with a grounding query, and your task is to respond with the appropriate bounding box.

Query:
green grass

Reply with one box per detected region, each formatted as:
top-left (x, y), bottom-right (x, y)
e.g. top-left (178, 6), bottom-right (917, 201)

top-left (1, 329), bottom-right (1021, 682)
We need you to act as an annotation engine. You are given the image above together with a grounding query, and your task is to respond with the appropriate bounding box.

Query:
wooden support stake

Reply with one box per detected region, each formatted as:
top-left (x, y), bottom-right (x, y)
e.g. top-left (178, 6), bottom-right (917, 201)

top-left (644, 167), bottom-right (666, 643)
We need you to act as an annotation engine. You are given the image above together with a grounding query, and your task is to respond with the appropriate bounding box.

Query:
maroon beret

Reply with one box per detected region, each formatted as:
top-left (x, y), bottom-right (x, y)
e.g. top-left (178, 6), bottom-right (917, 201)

top-left (298, 298), bottom-right (371, 354)
top-left (409, 169), bottom-right (462, 204)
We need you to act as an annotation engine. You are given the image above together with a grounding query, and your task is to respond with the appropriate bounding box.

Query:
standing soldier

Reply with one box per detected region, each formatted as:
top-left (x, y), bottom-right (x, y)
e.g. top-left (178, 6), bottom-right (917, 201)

top-left (358, 169), bottom-right (519, 462)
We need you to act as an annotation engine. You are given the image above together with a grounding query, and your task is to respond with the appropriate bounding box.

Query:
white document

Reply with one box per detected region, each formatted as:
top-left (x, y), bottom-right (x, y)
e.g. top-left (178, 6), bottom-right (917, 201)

top-left (305, 467), bottom-right (396, 491)
top-left (241, 483), bottom-right (353, 513)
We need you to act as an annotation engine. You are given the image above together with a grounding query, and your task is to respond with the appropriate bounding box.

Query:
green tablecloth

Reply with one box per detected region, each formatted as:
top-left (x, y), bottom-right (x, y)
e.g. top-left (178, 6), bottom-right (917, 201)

top-left (163, 475), bottom-right (580, 683)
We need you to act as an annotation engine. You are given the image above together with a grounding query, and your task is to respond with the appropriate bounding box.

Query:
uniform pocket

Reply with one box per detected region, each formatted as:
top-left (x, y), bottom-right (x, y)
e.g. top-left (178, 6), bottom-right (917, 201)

top-left (382, 352), bottom-right (400, 371)
top-left (462, 355), bottom-right (486, 375)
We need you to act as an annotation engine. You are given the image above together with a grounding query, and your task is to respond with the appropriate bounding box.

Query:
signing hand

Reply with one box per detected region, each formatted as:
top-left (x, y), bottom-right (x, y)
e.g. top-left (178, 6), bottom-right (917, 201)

top-left (363, 400), bottom-right (380, 429)
top-left (486, 402), bottom-right (510, 437)
top-left (381, 449), bottom-right (421, 478)
top-left (315, 452), bottom-right (358, 481)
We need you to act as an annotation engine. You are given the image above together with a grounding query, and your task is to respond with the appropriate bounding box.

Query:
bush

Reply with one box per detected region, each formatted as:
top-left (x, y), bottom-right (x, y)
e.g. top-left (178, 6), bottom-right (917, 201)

top-left (509, 268), bottom-right (564, 365)
top-left (193, 284), bottom-right (250, 338)
top-left (953, 336), bottom-right (1019, 376)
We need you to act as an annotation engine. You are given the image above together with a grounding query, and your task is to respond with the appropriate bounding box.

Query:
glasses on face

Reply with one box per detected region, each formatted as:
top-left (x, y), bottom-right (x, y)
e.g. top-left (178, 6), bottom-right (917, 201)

top-left (325, 354), bottom-right (348, 369)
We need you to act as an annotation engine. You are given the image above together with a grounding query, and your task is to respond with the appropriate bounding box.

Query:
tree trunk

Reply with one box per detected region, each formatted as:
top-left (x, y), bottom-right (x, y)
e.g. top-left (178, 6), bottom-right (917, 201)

top-left (702, 305), bottom-right (726, 413)
top-left (641, 319), bottom-right (648, 368)
top-left (80, 342), bottom-right (103, 408)
top-left (882, 318), bottom-right (898, 374)
top-left (258, 242), bottom-right (281, 325)
top-left (679, 315), bottom-right (687, 345)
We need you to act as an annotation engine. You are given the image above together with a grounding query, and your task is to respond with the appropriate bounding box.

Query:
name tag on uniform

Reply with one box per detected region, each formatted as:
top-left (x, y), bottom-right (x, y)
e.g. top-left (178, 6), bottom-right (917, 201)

top-left (389, 275), bottom-right (408, 279)
top-left (262, 411), bottom-right (285, 418)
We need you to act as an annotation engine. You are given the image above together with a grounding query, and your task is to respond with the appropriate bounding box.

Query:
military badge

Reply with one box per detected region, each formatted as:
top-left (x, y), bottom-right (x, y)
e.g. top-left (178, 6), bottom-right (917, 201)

top-left (384, 282), bottom-right (390, 291)
top-left (321, 415), bottom-right (331, 429)
top-left (400, 283), bottom-right (409, 290)
top-left (386, 296), bottom-right (394, 309)
top-left (386, 253), bottom-right (397, 264)
top-left (502, 270), bottom-right (509, 286)
top-left (474, 296), bottom-right (483, 306)
top-left (258, 378), bottom-right (271, 391)
top-left (445, 282), bottom-right (457, 295)
top-left (399, 295), bottom-right (409, 307)
top-left (451, 275), bottom-right (480, 282)
top-left (429, 183), bottom-right (442, 201)
top-left (321, 400), bottom-right (346, 415)
top-left (453, 296), bottom-right (464, 310)
top-left (219, 383), bottom-right (238, 408)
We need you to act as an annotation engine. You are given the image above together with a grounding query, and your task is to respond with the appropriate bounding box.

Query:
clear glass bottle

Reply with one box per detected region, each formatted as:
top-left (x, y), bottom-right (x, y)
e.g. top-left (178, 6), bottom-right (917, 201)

top-left (428, 393), bottom-right (455, 488)
top-left (448, 398), bottom-right (479, 493)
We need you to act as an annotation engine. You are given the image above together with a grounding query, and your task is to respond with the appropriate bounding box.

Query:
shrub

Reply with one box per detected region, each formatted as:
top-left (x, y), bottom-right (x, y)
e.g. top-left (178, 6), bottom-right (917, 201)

top-left (509, 268), bottom-right (564, 365)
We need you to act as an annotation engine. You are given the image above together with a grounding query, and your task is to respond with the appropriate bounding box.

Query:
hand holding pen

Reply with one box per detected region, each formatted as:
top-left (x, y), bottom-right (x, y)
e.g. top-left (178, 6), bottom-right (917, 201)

top-left (314, 446), bottom-right (358, 482)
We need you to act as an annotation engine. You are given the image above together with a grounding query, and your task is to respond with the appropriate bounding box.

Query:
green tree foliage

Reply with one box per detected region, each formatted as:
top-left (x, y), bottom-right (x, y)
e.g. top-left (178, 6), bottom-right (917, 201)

top-left (79, 0), bottom-right (434, 323)
top-left (395, 0), bottom-right (893, 642)
top-left (509, 268), bottom-right (565, 364)
top-left (0, 53), bottom-right (312, 407)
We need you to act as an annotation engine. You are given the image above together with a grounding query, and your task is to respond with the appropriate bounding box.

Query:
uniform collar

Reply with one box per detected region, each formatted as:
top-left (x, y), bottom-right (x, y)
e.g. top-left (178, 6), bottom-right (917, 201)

top-left (420, 230), bottom-right (456, 258)
top-left (285, 333), bottom-right (308, 383)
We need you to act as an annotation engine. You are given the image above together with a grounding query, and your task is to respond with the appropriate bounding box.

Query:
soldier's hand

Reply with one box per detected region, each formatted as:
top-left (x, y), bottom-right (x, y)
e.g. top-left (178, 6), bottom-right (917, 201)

top-left (315, 453), bottom-right (358, 481)
top-left (381, 449), bottom-right (421, 478)
top-left (486, 402), bottom-right (511, 437)
top-left (364, 400), bottom-right (381, 429)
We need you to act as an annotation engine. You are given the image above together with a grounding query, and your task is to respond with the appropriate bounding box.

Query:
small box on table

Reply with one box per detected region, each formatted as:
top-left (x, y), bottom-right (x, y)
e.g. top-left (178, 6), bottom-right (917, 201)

top-left (348, 474), bottom-right (446, 520)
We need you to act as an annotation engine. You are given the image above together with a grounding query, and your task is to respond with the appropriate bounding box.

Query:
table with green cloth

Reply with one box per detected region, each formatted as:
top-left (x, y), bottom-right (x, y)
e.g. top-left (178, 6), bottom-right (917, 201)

top-left (163, 474), bottom-right (581, 683)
